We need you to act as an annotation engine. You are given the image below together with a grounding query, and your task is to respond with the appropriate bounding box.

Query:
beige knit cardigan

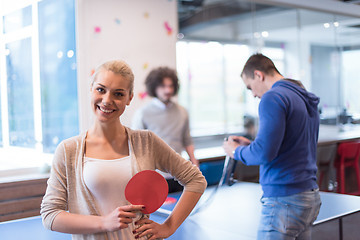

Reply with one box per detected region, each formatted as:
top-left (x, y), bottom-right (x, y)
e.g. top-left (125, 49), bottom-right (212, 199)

top-left (41, 127), bottom-right (207, 240)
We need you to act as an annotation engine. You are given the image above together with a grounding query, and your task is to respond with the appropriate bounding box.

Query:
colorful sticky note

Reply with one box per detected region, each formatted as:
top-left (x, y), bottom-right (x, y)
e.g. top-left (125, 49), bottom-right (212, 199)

top-left (164, 21), bottom-right (173, 35)
top-left (94, 26), bottom-right (101, 33)
top-left (144, 12), bottom-right (149, 18)
top-left (114, 18), bottom-right (121, 24)
top-left (90, 69), bottom-right (95, 76)
top-left (143, 63), bottom-right (149, 69)
top-left (138, 92), bottom-right (148, 99)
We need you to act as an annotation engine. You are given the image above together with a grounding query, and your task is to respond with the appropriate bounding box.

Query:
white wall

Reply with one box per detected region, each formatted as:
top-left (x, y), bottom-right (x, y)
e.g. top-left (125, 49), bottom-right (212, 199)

top-left (76, 0), bottom-right (178, 132)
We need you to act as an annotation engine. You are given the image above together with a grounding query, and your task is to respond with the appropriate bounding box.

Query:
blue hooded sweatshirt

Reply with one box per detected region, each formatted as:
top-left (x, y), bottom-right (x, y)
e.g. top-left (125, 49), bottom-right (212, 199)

top-left (234, 80), bottom-right (320, 197)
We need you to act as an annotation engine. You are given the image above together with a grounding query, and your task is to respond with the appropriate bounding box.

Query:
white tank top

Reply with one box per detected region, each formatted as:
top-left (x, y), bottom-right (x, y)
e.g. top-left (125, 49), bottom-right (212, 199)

top-left (83, 142), bottom-right (146, 240)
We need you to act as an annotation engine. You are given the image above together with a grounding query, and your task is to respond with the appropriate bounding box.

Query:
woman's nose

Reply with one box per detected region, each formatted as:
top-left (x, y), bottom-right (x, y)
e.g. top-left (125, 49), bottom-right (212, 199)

top-left (102, 93), bottom-right (113, 105)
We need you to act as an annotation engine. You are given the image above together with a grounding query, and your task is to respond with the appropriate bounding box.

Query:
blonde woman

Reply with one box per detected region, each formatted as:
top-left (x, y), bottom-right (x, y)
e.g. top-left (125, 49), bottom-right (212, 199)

top-left (41, 60), bottom-right (207, 240)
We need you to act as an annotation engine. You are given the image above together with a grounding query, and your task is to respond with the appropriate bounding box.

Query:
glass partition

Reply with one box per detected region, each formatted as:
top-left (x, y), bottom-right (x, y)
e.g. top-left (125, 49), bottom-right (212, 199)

top-left (176, 0), bottom-right (360, 137)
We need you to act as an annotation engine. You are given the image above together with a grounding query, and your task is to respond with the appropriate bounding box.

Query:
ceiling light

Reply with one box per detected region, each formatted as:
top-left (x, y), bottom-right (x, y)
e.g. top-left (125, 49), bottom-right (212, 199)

top-left (261, 31), bottom-right (269, 38)
top-left (67, 50), bottom-right (74, 58)
top-left (177, 33), bottom-right (185, 39)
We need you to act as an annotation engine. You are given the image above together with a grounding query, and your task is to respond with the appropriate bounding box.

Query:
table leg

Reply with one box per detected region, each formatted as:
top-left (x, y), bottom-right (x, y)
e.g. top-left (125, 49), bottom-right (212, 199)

top-left (339, 217), bottom-right (343, 240)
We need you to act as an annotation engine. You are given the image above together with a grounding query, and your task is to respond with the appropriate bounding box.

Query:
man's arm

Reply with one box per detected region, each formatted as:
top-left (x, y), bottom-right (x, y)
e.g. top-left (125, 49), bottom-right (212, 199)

top-left (239, 92), bottom-right (287, 165)
top-left (185, 144), bottom-right (199, 167)
top-left (223, 136), bottom-right (251, 158)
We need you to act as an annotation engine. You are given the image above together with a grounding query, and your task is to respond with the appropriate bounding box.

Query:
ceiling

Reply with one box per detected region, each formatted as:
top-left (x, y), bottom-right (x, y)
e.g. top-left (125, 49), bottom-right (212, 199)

top-left (177, 0), bottom-right (360, 46)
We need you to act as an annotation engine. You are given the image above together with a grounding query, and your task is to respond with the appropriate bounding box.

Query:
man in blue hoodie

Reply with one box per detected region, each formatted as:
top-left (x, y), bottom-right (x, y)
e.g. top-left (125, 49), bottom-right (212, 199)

top-left (223, 54), bottom-right (321, 240)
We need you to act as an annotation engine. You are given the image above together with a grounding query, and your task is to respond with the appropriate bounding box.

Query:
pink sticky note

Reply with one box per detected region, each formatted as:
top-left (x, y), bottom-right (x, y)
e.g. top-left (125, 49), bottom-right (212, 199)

top-left (94, 26), bottom-right (101, 33)
top-left (138, 92), bottom-right (148, 99)
top-left (164, 21), bottom-right (173, 35)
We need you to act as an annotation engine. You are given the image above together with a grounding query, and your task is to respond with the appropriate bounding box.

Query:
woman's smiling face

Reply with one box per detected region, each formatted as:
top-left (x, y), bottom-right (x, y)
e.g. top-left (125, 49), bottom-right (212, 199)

top-left (90, 70), bottom-right (133, 123)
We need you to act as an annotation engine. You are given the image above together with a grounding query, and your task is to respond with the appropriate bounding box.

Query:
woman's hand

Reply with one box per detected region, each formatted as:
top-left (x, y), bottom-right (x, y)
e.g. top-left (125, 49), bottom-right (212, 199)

top-left (133, 218), bottom-right (173, 240)
top-left (101, 205), bottom-right (145, 232)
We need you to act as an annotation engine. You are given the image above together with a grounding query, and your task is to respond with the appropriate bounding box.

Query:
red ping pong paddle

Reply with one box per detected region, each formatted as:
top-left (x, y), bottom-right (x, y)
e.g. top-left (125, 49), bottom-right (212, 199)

top-left (125, 170), bottom-right (168, 214)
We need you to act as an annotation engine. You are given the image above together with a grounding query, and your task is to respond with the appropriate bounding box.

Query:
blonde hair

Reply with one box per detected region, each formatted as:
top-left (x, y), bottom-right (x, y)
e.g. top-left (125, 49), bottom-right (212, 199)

top-left (91, 60), bottom-right (134, 94)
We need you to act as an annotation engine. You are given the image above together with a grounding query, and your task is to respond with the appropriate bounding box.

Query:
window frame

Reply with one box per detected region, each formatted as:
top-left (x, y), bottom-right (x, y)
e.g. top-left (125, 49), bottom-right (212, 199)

top-left (0, 0), bottom-right (69, 175)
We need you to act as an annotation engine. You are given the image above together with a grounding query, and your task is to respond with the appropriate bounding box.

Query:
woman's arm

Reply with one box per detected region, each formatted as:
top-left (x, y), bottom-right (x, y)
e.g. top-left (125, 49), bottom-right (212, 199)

top-left (148, 131), bottom-right (206, 193)
top-left (132, 131), bottom-right (206, 239)
top-left (163, 191), bottom-right (202, 231)
top-left (41, 139), bottom-right (144, 234)
top-left (134, 191), bottom-right (202, 239)
top-left (52, 205), bottom-right (145, 234)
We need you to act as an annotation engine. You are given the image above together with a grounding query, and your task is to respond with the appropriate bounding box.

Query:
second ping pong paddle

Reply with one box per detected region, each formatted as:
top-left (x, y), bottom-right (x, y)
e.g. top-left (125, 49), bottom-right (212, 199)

top-left (125, 170), bottom-right (169, 214)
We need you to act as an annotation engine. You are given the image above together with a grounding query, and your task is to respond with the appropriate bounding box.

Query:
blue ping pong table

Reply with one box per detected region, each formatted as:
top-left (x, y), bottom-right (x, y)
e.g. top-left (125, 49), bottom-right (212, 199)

top-left (1, 182), bottom-right (360, 240)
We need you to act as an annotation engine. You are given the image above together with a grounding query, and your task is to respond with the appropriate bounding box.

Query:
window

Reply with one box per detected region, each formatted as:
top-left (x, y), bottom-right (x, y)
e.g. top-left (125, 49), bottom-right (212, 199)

top-left (176, 40), bottom-right (284, 136)
top-left (0, 0), bottom-right (78, 172)
top-left (342, 49), bottom-right (360, 115)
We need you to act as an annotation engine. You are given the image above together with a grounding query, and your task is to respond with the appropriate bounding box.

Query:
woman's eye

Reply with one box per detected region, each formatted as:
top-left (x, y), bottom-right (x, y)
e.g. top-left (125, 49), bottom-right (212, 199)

top-left (115, 92), bottom-right (124, 97)
top-left (96, 87), bottom-right (104, 93)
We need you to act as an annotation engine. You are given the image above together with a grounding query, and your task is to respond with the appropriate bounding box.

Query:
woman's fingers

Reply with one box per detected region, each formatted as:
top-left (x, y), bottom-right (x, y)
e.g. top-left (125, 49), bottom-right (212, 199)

top-left (120, 205), bottom-right (145, 212)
